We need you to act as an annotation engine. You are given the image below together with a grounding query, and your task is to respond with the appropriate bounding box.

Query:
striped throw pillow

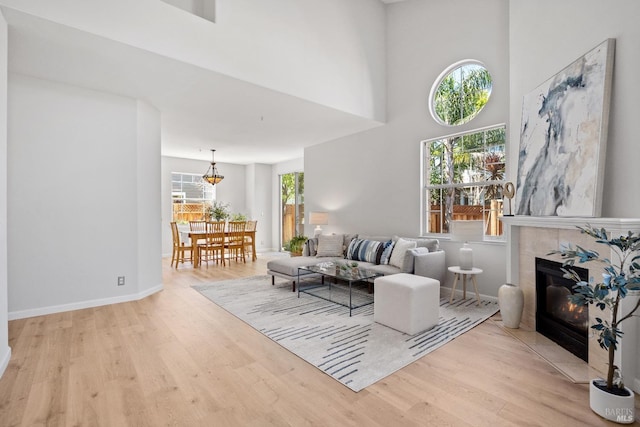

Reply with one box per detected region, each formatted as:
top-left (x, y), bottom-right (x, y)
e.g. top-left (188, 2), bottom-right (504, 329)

top-left (346, 238), bottom-right (383, 264)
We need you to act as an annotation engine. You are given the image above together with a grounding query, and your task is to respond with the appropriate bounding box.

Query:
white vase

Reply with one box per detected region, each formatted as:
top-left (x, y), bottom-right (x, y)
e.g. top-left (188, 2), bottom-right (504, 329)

top-left (459, 243), bottom-right (473, 270)
top-left (498, 283), bottom-right (524, 329)
top-left (590, 379), bottom-right (636, 424)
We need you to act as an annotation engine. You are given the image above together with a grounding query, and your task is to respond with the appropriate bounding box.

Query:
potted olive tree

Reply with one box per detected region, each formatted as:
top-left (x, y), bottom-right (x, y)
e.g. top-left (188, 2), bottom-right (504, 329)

top-left (551, 225), bottom-right (640, 424)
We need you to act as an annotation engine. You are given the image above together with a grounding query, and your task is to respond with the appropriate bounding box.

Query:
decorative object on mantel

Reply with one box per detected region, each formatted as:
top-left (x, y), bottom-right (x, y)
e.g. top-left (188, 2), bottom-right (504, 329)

top-left (503, 182), bottom-right (515, 216)
top-left (309, 211), bottom-right (329, 237)
top-left (203, 148), bottom-right (224, 185)
top-left (498, 283), bottom-right (524, 328)
top-left (550, 225), bottom-right (640, 424)
top-left (515, 38), bottom-right (615, 217)
top-left (450, 220), bottom-right (484, 270)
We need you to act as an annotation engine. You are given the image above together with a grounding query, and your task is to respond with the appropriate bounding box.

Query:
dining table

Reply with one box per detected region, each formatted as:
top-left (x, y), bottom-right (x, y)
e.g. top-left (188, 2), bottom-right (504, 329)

top-left (183, 229), bottom-right (257, 267)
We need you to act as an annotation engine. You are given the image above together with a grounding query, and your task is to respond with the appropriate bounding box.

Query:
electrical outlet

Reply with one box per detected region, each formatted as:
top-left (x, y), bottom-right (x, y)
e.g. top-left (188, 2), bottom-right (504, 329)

top-left (117, 276), bottom-right (125, 286)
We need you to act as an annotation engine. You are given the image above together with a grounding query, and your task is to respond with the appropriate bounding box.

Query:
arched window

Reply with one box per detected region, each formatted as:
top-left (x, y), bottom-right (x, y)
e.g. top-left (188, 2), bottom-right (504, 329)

top-left (429, 60), bottom-right (492, 126)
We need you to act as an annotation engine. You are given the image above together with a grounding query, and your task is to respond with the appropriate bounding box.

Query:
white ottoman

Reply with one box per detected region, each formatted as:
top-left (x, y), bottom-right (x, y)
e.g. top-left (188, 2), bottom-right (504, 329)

top-left (374, 273), bottom-right (440, 335)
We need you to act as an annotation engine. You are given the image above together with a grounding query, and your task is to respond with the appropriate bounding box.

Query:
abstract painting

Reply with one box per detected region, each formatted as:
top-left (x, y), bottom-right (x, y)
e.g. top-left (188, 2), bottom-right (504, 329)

top-left (515, 39), bottom-right (615, 217)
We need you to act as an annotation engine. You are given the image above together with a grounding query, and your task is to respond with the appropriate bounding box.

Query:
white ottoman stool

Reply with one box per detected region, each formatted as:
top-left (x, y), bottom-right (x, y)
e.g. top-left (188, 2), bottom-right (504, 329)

top-left (374, 273), bottom-right (440, 335)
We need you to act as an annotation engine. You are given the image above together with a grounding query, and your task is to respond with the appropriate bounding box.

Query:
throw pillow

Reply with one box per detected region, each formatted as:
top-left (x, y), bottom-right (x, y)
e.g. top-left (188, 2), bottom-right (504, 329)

top-left (378, 240), bottom-right (395, 265)
top-left (304, 237), bottom-right (318, 256)
top-left (316, 234), bottom-right (344, 257)
top-left (346, 238), bottom-right (384, 264)
top-left (343, 233), bottom-right (358, 256)
top-left (389, 238), bottom-right (417, 269)
top-left (403, 247), bottom-right (430, 273)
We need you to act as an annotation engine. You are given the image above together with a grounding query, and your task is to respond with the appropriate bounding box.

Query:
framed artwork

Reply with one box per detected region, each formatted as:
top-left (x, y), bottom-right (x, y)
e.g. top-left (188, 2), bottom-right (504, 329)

top-left (515, 39), bottom-right (615, 217)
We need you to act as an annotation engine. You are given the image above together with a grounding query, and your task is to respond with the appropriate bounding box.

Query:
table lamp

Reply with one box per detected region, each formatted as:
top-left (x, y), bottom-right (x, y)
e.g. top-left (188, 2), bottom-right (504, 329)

top-left (309, 212), bottom-right (329, 237)
top-left (450, 220), bottom-right (484, 270)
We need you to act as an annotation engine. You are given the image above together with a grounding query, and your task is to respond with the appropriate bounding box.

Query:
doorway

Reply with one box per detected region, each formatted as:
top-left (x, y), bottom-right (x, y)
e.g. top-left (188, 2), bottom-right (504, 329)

top-left (280, 172), bottom-right (304, 250)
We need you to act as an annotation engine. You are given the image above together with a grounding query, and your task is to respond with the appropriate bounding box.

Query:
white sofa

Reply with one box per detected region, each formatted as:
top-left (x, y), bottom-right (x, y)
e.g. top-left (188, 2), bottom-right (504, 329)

top-left (267, 234), bottom-right (446, 291)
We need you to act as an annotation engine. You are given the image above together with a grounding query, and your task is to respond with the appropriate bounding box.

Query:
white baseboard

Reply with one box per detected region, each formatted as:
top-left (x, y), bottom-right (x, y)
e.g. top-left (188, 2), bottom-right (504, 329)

top-left (444, 286), bottom-right (498, 303)
top-left (8, 283), bottom-right (164, 320)
top-left (0, 346), bottom-right (11, 379)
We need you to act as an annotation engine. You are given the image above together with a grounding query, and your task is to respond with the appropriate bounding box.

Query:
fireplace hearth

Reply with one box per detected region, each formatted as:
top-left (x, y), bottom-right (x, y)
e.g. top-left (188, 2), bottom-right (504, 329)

top-left (535, 258), bottom-right (589, 361)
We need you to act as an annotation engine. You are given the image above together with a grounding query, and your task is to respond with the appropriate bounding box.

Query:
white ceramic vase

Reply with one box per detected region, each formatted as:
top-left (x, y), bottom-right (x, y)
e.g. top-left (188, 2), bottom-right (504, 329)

top-left (590, 380), bottom-right (636, 424)
top-left (459, 243), bottom-right (473, 270)
top-left (498, 283), bottom-right (524, 329)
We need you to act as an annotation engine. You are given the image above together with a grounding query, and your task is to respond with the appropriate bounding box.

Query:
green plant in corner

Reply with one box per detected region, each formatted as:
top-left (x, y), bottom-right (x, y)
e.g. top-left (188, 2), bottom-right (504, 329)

top-left (283, 235), bottom-right (307, 256)
top-left (549, 225), bottom-right (640, 394)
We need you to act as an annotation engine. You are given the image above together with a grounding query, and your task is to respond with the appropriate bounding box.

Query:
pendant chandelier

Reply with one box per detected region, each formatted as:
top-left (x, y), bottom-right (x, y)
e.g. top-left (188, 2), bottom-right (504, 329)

top-left (203, 149), bottom-right (224, 185)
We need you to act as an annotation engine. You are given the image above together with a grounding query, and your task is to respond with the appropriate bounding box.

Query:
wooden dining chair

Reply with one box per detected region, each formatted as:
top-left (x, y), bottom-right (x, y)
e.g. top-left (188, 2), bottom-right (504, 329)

top-left (199, 221), bottom-right (226, 267)
top-left (244, 220), bottom-right (257, 261)
top-left (189, 220), bottom-right (207, 247)
top-left (225, 221), bottom-right (247, 263)
top-left (170, 222), bottom-right (192, 268)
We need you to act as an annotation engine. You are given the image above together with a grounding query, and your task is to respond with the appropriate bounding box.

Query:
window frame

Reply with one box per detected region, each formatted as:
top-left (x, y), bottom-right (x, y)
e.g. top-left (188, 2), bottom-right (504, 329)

top-left (421, 124), bottom-right (507, 241)
top-left (171, 172), bottom-right (216, 222)
top-left (428, 59), bottom-right (493, 127)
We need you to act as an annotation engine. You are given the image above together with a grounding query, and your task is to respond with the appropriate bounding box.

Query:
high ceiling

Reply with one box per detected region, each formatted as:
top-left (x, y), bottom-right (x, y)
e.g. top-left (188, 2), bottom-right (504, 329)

top-left (3, 8), bottom-right (383, 165)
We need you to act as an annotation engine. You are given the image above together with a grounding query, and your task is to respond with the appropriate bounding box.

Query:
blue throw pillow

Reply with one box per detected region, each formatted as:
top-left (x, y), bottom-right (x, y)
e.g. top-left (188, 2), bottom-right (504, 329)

top-left (378, 240), bottom-right (395, 265)
top-left (346, 238), bottom-right (383, 264)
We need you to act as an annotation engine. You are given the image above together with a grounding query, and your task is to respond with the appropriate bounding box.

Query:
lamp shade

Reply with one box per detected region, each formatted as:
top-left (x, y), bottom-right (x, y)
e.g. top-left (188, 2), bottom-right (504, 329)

top-left (450, 220), bottom-right (484, 242)
top-left (309, 211), bottom-right (328, 237)
top-left (309, 212), bottom-right (329, 225)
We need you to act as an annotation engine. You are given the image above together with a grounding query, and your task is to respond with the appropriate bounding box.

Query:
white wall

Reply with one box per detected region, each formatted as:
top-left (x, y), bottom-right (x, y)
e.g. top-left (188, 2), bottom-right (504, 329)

top-left (0, 10), bottom-right (10, 377)
top-left (0, 0), bottom-right (386, 121)
top-left (136, 101), bottom-right (162, 294)
top-left (160, 156), bottom-right (247, 256)
top-left (510, 0), bottom-right (640, 394)
top-left (509, 0), bottom-right (640, 217)
top-left (304, 0), bottom-right (509, 297)
top-left (7, 74), bottom-right (162, 319)
top-left (245, 163), bottom-right (273, 252)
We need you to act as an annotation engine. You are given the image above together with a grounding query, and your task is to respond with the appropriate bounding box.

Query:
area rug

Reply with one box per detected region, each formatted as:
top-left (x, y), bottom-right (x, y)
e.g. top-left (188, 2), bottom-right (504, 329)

top-left (193, 275), bottom-right (499, 392)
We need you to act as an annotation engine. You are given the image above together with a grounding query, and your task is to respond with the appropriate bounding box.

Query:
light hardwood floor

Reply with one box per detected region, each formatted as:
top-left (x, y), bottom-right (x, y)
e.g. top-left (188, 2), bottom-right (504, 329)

top-left (0, 254), bottom-right (637, 426)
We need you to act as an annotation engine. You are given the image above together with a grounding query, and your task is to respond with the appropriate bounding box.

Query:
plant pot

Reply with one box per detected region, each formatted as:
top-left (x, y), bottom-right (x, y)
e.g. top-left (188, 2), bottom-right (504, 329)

top-left (590, 379), bottom-right (636, 424)
top-left (498, 283), bottom-right (524, 328)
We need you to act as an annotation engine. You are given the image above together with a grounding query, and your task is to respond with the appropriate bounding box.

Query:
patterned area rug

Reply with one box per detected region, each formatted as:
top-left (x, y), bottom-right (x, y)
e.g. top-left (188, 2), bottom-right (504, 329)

top-left (193, 275), bottom-right (499, 392)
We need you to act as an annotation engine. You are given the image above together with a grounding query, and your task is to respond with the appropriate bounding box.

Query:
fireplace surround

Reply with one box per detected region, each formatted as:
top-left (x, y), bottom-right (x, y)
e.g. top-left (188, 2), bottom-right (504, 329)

top-left (501, 216), bottom-right (640, 393)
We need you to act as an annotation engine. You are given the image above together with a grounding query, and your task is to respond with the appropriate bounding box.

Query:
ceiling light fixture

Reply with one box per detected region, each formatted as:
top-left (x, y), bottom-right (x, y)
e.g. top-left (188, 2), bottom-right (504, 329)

top-left (203, 149), bottom-right (224, 185)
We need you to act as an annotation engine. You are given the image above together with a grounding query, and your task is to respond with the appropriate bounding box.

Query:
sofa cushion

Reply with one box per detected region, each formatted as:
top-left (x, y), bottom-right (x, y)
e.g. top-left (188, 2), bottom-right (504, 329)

top-left (346, 238), bottom-right (384, 263)
top-left (316, 234), bottom-right (344, 257)
top-left (379, 240), bottom-right (395, 265)
top-left (403, 247), bottom-right (430, 273)
top-left (367, 264), bottom-right (401, 276)
top-left (343, 233), bottom-right (358, 256)
top-left (395, 236), bottom-right (440, 252)
top-left (267, 256), bottom-right (341, 277)
top-left (389, 238), bottom-right (417, 269)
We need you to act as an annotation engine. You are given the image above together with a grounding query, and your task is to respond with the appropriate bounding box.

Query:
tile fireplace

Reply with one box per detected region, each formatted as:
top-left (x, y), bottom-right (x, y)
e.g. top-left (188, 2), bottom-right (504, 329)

top-left (502, 216), bottom-right (640, 393)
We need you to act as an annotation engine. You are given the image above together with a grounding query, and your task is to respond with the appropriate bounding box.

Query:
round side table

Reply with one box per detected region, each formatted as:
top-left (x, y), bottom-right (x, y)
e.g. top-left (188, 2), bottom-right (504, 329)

top-left (448, 266), bottom-right (483, 306)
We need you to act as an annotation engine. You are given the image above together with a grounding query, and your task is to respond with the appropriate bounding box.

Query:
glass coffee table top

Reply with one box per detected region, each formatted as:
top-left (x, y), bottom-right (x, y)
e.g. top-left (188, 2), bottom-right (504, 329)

top-left (297, 261), bottom-right (381, 316)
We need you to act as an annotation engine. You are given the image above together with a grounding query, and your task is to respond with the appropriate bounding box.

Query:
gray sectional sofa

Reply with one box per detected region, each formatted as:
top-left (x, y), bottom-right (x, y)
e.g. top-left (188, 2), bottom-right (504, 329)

top-left (267, 234), bottom-right (446, 291)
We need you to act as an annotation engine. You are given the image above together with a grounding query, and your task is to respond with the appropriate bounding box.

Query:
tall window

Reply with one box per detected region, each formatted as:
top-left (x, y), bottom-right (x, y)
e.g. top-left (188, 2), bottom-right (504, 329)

top-left (423, 124), bottom-right (506, 239)
top-left (171, 172), bottom-right (215, 222)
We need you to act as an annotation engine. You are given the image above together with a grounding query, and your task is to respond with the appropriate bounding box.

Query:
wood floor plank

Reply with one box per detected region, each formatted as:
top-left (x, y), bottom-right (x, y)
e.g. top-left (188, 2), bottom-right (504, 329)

top-left (0, 255), bottom-right (637, 426)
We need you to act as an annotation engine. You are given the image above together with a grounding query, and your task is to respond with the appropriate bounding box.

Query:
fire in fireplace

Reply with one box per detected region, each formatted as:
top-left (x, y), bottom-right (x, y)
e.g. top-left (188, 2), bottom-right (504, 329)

top-left (535, 257), bottom-right (589, 361)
